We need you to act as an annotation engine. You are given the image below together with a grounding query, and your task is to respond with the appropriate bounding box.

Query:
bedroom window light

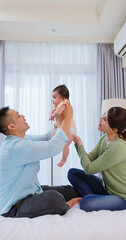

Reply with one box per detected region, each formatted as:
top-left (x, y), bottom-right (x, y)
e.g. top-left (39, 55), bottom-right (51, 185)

top-left (4, 41), bottom-right (97, 185)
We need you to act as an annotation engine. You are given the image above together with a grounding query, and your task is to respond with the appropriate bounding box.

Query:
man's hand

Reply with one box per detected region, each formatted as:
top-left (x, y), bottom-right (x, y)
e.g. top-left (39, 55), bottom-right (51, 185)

top-left (60, 100), bottom-right (73, 137)
top-left (62, 100), bottom-right (73, 121)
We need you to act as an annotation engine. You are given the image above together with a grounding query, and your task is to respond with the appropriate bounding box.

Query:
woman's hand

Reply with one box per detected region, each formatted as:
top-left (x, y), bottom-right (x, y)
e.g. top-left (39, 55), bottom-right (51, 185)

top-left (66, 197), bottom-right (81, 209)
top-left (72, 134), bottom-right (83, 146)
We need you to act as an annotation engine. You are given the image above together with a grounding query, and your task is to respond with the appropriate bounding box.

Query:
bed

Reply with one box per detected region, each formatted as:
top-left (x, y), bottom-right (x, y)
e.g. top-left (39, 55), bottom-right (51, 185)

top-left (0, 204), bottom-right (126, 240)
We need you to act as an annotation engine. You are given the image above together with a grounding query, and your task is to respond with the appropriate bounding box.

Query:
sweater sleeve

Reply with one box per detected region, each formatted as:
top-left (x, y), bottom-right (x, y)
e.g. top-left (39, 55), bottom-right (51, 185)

top-left (76, 142), bottom-right (124, 175)
top-left (75, 135), bottom-right (105, 162)
top-left (75, 143), bottom-right (99, 162)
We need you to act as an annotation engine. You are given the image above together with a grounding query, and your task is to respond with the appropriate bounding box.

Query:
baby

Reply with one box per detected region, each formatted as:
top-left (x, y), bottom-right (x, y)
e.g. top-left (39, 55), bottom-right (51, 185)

top-left (49, 85), bottom-right (76, 167)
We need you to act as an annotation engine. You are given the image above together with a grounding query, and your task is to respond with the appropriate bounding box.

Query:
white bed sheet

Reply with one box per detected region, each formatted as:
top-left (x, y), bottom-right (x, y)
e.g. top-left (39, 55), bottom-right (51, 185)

top-left (0, 204), bottom-right (126, 240)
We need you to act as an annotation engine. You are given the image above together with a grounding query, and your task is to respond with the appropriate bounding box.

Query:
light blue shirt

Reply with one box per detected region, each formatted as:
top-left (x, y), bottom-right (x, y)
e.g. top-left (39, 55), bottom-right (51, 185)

top-left (0, 126), bottom-right (68, 214)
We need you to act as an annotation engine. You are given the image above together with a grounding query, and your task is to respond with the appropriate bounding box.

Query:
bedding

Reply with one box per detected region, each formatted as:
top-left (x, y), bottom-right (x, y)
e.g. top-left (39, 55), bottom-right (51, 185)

top-left (0, 204), bottom-right (126, 240)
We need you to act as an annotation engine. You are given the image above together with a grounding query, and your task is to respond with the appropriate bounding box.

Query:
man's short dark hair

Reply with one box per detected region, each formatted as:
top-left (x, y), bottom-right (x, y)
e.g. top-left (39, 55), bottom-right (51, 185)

top-left (0, 106), bottom-right (10, 135)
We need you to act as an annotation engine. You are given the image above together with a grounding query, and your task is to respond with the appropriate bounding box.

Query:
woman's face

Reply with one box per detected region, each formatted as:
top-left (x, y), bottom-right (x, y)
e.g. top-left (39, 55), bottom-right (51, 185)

top-left (52, 90), bottom-right (63, 106)
top-left (98, 111), bottom-right (112, 133)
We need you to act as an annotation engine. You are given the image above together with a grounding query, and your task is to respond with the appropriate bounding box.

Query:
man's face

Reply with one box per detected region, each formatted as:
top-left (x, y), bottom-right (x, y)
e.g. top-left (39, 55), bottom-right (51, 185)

top-left (7, 109), bottom-right (30, 133)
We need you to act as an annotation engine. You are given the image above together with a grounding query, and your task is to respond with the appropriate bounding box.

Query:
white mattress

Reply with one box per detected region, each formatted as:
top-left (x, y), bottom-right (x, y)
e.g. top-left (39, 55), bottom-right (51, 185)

top-left (0, 204), bottom-right (126, 240)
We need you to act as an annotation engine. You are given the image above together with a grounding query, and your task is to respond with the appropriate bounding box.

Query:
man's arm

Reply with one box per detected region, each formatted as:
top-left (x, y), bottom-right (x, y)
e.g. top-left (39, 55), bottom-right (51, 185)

top-left (12, 128), bottom-right (69, 166)
top-left (26, 125), bottom-right (56, 141)
top-left (60, 101), bottom-right (73, 138)
top-left (12, 100), bottom-right (73, 166)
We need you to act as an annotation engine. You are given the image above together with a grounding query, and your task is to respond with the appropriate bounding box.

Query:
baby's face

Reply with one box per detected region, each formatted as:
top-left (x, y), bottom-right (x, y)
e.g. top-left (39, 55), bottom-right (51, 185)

top-left (52, 90), bottom-right (63, 106)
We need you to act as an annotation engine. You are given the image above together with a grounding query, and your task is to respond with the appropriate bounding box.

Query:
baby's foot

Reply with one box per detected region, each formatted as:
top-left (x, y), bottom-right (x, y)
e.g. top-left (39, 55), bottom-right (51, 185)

top-left (57, 159), bottom-right (67, 167)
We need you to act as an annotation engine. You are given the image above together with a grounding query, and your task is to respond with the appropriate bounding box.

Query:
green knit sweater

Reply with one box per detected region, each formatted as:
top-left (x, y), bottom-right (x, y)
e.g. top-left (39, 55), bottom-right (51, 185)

top-left (76, 134), bottom-right (126, 199)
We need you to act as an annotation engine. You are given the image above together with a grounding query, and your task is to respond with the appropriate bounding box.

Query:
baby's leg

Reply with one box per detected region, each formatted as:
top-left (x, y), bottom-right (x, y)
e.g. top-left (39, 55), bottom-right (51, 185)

top-left (57, 133), bottom-right (73, 167)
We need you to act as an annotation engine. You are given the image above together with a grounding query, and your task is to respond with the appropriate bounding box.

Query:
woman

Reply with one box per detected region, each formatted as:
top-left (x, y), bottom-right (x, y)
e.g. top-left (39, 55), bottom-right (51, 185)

top-left (68, 107), bottom-right (126, 211)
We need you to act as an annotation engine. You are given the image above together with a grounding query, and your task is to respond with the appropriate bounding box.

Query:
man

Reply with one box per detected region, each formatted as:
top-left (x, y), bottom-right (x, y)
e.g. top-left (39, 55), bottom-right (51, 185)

top-left (0, 103), bottom-right (80, 218)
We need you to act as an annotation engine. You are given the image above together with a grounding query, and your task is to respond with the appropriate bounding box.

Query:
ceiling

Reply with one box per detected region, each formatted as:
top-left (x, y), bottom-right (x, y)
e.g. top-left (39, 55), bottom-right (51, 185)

top-left (0, 0), bottom-right (126, 42)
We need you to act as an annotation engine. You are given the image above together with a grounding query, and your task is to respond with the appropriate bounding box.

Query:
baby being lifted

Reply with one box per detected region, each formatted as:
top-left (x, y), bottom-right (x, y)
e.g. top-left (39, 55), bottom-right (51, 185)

top-left (49, 84), bottom-right (76, 167)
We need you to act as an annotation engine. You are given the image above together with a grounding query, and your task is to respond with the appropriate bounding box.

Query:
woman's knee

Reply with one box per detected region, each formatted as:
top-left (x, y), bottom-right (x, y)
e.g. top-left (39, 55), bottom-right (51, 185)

top-left (80, 195), bottom-right (98, 212)
top-left (67, 168), bottom-right (77, 181)
top-left (68, 168), bottom-right (86, 182)
top-left (79, 194), bottom-right (126, 212)
top-left (80, 196), bottom-right (89, 212)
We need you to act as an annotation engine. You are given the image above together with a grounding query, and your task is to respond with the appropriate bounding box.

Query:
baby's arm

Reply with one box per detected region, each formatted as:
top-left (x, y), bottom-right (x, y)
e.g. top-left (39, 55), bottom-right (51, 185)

top-left (51, 105), bottom-right (65, 119)
top-left (49, 109), bottom-right (55, 121)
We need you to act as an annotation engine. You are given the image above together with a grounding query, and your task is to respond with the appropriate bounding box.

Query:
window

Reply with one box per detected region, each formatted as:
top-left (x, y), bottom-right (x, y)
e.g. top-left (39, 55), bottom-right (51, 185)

top-left (5, 41), bottom-right (97, 185)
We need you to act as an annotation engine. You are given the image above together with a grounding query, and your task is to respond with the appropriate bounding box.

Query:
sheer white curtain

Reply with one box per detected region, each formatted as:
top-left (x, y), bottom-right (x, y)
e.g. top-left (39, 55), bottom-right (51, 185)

top-left (0, 41), bottom-right (5, 145)
top-left (5, 41), bottom-right (97, 185)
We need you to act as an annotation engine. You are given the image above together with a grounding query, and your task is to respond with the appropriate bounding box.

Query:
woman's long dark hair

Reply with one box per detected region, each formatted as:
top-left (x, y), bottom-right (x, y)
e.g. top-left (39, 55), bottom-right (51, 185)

top-left (108, 107), bottom-right (126, 140)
